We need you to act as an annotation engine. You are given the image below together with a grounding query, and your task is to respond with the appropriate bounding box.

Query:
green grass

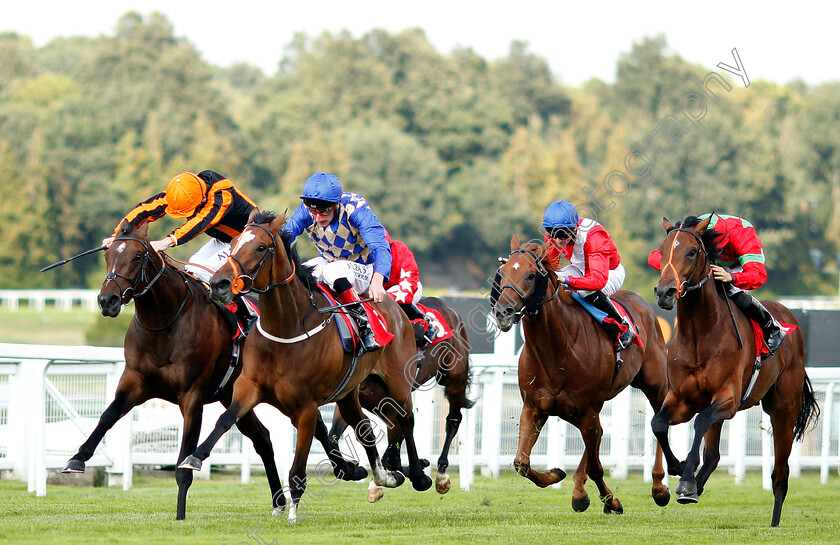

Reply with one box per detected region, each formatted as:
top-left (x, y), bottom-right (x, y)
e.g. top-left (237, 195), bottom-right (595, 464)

top-left (2, 470), bottom-right (838, 545)
top-left (0, 307), bottom-right (132, 346)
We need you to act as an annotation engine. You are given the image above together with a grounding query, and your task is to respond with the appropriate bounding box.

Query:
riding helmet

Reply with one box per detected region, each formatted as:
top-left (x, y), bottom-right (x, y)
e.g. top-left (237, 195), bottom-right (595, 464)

top-left (165, 172), bottom-right (206, 218)
top-left (541, 200), bottom-right (579, 229)
top-left (300, 172), bottom-right (343, 203)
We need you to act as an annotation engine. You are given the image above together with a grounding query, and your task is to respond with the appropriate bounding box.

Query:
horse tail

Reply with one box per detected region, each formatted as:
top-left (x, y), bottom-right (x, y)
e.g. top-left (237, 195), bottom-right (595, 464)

top-left (793, 372), bottom-right (820, 442)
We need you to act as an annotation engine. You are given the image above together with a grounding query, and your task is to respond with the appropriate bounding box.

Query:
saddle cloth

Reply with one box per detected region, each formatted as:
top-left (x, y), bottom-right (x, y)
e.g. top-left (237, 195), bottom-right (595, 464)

top-left (572, 293), bottom-right (645, 349)
top-left (317, 285), bottom-right (395, 355)
top-left (411, 303), bottom-right (455, 348)
top-left (749, 318), bottom-right (796, 360)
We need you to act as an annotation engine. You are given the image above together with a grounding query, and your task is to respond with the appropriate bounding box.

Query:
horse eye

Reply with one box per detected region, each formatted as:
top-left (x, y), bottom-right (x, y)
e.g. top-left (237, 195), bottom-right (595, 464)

top-left (687, 248), bottom-right (697, 257)
top-left (526, 272), bottom-right (536, 281)
top-left (257, 244), bottom-right (267, 252)
top-left (133, 252), bottom-right (143, 261)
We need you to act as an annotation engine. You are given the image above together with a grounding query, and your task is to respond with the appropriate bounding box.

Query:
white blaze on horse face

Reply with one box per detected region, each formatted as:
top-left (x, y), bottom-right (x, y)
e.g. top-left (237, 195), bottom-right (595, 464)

top-left (115, 242), bottom-right (126, 254)
top-left (673, 240), bottom-right (680, 248)
top-left (513, 262), bottom-right (520, 270)
top-left (233, 229), bottom-right (257, 254)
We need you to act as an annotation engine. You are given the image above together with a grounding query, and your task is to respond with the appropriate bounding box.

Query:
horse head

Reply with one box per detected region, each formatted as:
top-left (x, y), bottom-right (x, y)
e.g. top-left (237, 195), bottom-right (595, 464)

top-left (98, 220), bottom-right (162, 317)
top-left (653, 216), bottom-right (715, 310)
top-left (491, 234), bottom-right (555, 332)
top-left (210, 209), bottom-right (292, 305)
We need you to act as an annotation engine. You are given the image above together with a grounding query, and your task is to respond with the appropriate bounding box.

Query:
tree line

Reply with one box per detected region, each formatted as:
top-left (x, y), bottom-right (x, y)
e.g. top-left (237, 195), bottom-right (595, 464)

top-left (1, 12), bottom-right (838, 299)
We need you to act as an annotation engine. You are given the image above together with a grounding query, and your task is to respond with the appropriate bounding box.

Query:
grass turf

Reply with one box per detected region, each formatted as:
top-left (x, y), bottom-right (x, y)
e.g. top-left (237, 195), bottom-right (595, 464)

top-left (1, 469), bottom-right (838, 545)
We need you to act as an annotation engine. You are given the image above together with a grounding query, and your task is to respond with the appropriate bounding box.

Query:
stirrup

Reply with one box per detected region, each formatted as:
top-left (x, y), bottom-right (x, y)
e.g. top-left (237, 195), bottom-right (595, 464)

top-left (764, 327), bottom-right (786, 355)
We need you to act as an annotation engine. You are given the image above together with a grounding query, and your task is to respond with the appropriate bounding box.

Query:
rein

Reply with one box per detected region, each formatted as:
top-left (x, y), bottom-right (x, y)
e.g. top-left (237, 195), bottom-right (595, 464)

top-left (226, 222), bottom-right (296, 295)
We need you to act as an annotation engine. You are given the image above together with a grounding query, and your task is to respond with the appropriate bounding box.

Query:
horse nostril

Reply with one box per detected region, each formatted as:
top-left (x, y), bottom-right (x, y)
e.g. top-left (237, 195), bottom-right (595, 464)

top-left (653, 286), bottom-right (660, 298)
top-left (665, 287), bottom-right (677, 299)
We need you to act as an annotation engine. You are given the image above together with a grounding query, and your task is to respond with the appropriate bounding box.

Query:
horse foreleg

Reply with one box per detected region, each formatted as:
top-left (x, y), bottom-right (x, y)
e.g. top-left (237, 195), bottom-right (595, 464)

top-left (677, 400), bottom-right (732, 504)
top-left (179, 377), bottom-right (261, 470)
top-left (234, 410), bottom-right (286, 515)
top-left (174, 393), bottom-right (203, 520)
top-left (336, 392), bottom-right (405, 489)
top-left (313, 411), bottom-right (368, 482)
top-left (651, 442), bottom-right (670, 507)
top-left (651, 395), bottom-right (690, 476)
top-left (513, 405), bottom-right (565, 488)
top-left (579, 414), bottom-right (622, 514)
top-left (395, 405), bottom-right (433, 492)
top-left (694, 421), bottom-right (723, 497)
top-left (63, 377), bottom-right (145, 473)
top-left (435, 405), bottom-right (463, 494)
top-left (286, 405), bottom-right (319, 526)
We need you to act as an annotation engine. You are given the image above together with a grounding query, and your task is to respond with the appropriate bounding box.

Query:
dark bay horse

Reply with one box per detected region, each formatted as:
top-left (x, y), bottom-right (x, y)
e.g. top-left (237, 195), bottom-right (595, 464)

top-left (652, 216), bottom-right (819, 527)
top-left (178, 211), bottom-right (432, 524)
top-left (492, 235), bottom-right (670, 513)
top-left (61, 220), bottom-right (284, 520)
top-left (328, 296), bottom-right (474, 502)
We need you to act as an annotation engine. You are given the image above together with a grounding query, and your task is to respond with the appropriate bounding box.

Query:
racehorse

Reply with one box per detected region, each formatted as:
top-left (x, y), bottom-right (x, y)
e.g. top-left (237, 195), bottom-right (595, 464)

top-left (61, 220), bottom-right (284, 520)
top-left (492, 235), bottom-right (671, 513)
top-left (328, 296), bottom-right (474, 502)
top-left (652, 216), bottom-right (819, 527)
top-left (178, 211), bottom-right (432, 524)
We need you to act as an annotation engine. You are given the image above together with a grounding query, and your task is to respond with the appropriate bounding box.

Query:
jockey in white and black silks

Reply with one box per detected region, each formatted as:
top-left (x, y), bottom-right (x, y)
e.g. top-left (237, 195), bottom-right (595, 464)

top-left (282, 172), bottom-right (392, 353)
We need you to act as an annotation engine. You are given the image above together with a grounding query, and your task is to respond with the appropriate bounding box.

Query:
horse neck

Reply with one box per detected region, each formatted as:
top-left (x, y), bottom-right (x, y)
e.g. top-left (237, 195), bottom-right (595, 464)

top-left (133, 258), bottom-right (188, 327)
top-left (675, 270), bottom-right (726, 340)
top-left (521, 276), bottom-right (579, 361)
top-left (257, 253), bottom-right (313, 335)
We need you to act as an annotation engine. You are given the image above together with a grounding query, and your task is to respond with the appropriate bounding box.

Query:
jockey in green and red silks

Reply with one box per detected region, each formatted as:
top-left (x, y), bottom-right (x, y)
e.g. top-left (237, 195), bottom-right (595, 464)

top-left (648, 213), bottom-right (785, 354)
top-left (542, 200), bottom-right (636, 352)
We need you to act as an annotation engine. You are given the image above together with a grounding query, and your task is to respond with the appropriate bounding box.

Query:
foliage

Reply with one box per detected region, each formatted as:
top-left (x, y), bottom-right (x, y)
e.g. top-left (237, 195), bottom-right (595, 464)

top-left (1, 13), bottom-right (838, 298)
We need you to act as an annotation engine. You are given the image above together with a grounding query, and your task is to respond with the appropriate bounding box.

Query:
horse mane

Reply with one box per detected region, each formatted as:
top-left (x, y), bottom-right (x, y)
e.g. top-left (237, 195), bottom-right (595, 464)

top-left (668, 215), bottom-right (724, 264)
top-left (518, 240), bottom-right (573, 304)
top-left (250, 211), bottom-right (318, 290)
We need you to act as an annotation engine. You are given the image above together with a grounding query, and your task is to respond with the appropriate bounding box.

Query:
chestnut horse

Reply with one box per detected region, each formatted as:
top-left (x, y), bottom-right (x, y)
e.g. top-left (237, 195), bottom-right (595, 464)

top-left (61, 220), bottom-right (284, 520)
top-left (492, 235), bottom-right (671, 513)
top-left (652, 216), bottom-right (819, 527)
top-left (328, 296), bottom-right (474, 501)
top-left (178, 211), bottom-right (432, 524)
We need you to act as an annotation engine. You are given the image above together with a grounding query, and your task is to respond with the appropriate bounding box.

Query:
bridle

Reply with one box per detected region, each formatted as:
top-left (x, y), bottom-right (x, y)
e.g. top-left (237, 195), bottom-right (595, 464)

top-left (102, 236), bottom-right (166, 305)
top-left (102, 236), bottom-right (190, 331)
top-left (661, 227), bottom-right (711, 298)
top-left (226, 222), bottom-right (296, 295)
top-left (491, 246), bottom-right (561, 321)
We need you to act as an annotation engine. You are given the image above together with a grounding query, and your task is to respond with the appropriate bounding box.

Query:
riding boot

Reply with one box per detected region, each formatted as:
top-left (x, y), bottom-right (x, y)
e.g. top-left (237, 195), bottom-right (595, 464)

top-left (334, 278), bottom-right (381, 353)
top-left (399, 302), bottom-right (439, 348)
top-left (233, 295), bottom-right (258, 344)
top-left (584, 291), bottom-right (636, 352)
top-left (730, 290), bottom-right (786, 354)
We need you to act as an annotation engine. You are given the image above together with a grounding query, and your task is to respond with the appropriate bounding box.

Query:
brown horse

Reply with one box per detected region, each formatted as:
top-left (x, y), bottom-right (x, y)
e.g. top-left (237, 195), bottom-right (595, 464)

top-left (492, 235), bottom-right (671, 513)
top-left (652, 216), bottom-right (819, 527)
top-left (61, 220), bottom-right (284, 520)
top-left (328, 296), bottom-right (474, 501)
top-left (178, 211), bottom-right (432, 524)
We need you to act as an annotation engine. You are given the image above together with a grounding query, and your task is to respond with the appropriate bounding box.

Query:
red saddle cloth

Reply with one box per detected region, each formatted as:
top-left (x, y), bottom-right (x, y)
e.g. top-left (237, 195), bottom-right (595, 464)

top-left (317, 285), bottom-right (394, 350)
top-left (612, 300), bottom-right (645, 349)
top-left (412, 303), bottom-right (455, 347)
top-left (223, 298), bottom-right (260, 340)
top-left (749, 319), bottom-right (796, 359)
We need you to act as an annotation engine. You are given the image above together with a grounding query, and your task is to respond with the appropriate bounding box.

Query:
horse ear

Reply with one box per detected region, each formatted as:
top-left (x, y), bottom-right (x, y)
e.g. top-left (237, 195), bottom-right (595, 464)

top-left (662, 217), bottom-right (673, 232)
top-left (135, 221), bottom-right (148, 238)
top-left (270, 212), bottom-right (286, 232)
top-left (248, 208), bottom-right (259, 222)
top-left (510, 234), bottom-right (521, 251)
top-left (695, 215), bottom-right (712, 234)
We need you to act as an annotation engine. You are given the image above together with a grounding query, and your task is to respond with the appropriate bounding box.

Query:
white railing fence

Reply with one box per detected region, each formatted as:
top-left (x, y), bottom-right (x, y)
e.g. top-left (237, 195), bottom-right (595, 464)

top-left (0, 289), bottom-right (99, 311)
top-left (1, 334), bottom-right (839, 498)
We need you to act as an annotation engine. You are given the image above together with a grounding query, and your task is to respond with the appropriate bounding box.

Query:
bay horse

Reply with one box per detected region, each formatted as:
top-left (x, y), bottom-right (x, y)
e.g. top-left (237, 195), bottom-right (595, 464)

top-left (328, 296), bottom-right (474, 502)
top-left (61, 220), bottom-right (284, 520)
top-left (178, 211), bottom-right (432, 524)
top-left (492, 235), bottom-right (671, 513)
top-left (652, 216), bottom-right (819, 527)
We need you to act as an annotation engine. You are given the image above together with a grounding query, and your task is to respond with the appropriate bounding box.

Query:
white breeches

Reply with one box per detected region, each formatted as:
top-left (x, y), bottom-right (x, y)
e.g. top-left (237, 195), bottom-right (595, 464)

top-left (305, 256), bottom-right (374, 293)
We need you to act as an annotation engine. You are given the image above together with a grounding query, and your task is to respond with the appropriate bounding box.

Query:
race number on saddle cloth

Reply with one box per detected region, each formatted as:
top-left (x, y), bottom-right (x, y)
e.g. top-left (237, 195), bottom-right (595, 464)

top-left (316, 285), bottom-right (394, 355)
top-left (572, 293), bottom-right (644, 350)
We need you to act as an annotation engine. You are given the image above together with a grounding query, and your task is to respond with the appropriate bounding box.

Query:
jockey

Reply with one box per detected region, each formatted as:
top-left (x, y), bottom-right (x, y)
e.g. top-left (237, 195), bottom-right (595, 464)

top-left (648, 213), bottom-right (786, 354)
top-left (384, 236), bottom-right (439, 348)
top-left (281, 172), bottom-right (392, 353)
top-left (542, 200), bottom-right (636, 352)
top-left (103, 170), bottom-right (260, 342)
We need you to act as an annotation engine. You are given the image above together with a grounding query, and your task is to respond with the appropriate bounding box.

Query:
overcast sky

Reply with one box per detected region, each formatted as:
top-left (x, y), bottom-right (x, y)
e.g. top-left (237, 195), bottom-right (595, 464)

top-left (2, 1), bottom-right (838, 87)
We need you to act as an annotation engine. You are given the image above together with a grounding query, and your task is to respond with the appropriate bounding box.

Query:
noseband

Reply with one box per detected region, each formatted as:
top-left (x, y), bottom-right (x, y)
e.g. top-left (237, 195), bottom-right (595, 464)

top-left (227, 222), bottom-right (296, 295)
top-left (662, 228), bottom-right (710, 298)
top-left (491, 247), bottom-right (561, 320)
top-left (103, 236), bottom-right (166, 305)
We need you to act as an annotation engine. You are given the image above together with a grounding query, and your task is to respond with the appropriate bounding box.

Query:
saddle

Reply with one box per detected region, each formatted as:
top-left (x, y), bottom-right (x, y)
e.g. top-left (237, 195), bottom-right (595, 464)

top-left (572, 293), bottom-right (645, 350)
top-left (410, 303), bottom-right (454, 349)
top-left (316, 285), bottom-right (394, 355)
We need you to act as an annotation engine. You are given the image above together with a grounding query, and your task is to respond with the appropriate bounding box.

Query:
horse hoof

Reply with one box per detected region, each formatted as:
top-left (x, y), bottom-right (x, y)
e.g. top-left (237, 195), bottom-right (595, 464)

top-left (420, 458), bottom-right (430, 468)
top-left (549, 468), bottom-right (567, 483)
top-left (367, 487), bottom-right (384, 503)
top-left (272, 504), bottom-right (287, 516)
top-left (572, 494), bottom-right (591, 512)
top-left (62, 459), bottom-right (85, 473)
top-left (435, 473), bottom-right (451, 494)
top-left (286, 504), bottom-right (299, 525)
top-left (677, 492), bottom-right (699, 504)
top-left (653, 488), bottom-right (671, 507)
top-left (177, 455), bottom-right (202, 471)
top-left (413, 473), bottom-right (433, 492)
top-left (350, 465), bottom-right (368, 481)
top-left (675, 478), bottom-right (696, 498)
top-left (603, 498), bottom-right (624, 514)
